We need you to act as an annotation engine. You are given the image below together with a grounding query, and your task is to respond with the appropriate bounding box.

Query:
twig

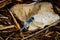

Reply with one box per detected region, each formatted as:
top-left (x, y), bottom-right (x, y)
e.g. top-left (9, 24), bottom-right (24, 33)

top-left (0, 17), bottom-right (8, 19)
top-left (5, 33), bottom-right (15, 40)
top-left (0, 25), bottom-right (14, 30)
top-left (22, 19), bottom-right (60, 40)
top-left (45, 32), bottom-right (53, 37)
top-left (8, 9), bottom-right (24, 37)
top-left (8, 9), bottom-right (20, 30)
top-left (9, 37), bottom-right (21, 40)
top-left (45, 29), bottom-right (49, 34)
top-left (56, 31), bottom-right (60, 35)
top-left (0, 36), bottom-right (4, 40)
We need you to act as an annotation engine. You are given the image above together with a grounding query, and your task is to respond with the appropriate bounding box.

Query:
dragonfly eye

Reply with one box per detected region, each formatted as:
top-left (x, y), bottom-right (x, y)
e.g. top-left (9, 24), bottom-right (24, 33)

top-left (31, 17), bottom-right (34, 20)
top-left (26, 17), bottom-right (34, 23)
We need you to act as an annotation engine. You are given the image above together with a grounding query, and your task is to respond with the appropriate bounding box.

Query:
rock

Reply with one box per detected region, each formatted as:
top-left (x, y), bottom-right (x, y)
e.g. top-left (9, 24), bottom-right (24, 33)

top-left (10, 2), bottom-right (60, 31)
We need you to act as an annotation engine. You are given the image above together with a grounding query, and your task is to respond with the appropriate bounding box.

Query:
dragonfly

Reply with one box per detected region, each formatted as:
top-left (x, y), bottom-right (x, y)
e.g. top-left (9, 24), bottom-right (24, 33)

top-left (20, 17), bottom-right (34, 32)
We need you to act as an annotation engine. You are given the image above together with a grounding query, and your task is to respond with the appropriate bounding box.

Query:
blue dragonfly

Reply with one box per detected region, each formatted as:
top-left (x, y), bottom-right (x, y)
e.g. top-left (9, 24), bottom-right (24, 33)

top-left (20, 17), bottom-right (34, 32)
